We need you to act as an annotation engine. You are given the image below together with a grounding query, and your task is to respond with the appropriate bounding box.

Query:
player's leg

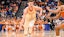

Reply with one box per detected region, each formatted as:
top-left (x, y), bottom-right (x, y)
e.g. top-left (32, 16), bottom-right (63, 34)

top-left (24, 20), bottom-right (29, 36)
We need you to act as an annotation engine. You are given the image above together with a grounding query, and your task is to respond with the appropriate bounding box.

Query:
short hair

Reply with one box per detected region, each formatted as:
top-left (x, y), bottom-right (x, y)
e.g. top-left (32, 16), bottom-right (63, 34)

top-left (60, 0), bottom-right (64, 4)
top-left (28, 0), bottom-right (34, 3)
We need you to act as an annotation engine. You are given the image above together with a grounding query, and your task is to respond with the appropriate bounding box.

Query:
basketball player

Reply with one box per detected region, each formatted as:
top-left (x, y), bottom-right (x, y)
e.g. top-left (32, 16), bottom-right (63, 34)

top-left (46, 0), bottom-right (64, 37)
top-left (22, 1), bottom-right (42, 36)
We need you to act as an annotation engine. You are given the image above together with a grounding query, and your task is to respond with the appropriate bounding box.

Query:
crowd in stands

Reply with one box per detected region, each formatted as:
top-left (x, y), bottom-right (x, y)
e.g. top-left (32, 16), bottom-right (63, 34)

top-left (0, 0), bottom-right (22, 19)
top-left (0, 0), bottom-right (64, 32)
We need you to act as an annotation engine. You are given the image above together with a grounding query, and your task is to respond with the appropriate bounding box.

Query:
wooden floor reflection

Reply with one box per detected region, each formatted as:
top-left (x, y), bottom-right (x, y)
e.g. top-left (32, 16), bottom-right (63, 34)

top-left (0, 30), bottom-right (64, 37)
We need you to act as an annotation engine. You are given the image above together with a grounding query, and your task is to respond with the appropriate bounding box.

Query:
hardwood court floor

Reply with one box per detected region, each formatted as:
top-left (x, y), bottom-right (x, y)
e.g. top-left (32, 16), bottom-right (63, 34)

top-left (0, 30), bottom-right (64, 37)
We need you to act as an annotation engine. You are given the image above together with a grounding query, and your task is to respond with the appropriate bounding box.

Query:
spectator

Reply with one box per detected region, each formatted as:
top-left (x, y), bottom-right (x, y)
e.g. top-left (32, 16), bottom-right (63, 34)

top-left (1, 8), bottom-right (5, 18)
top-left (12, 3), bottom-right (18, 17)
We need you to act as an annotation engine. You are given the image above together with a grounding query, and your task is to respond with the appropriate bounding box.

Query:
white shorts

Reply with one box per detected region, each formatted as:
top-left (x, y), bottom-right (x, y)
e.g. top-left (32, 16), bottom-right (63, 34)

top-left (53, 19), bottom-right (61, 25)
top-left (29, 20), bottom-right (35, 27)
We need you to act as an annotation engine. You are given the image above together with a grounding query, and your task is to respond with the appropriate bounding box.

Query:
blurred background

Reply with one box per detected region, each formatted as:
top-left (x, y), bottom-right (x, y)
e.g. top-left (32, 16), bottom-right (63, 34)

top-left (0, 0), bottom-right (63, 33)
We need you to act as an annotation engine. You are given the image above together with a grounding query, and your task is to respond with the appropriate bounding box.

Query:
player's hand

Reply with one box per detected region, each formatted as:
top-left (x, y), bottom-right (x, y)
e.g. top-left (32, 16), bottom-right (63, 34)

top-left (21, 19), bottom-right (24, 24)
top-left (46, 6), bottom-right (50, 10)
top-left (39, 13), bottom-right (42, 17)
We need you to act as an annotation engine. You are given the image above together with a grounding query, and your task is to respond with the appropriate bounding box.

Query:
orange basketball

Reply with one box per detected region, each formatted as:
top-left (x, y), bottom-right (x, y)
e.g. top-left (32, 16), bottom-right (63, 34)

top-left (60, 12), bottom-right (64, 18)
top-left (8, 27), bottom-right (12, 31)
top-left (38, 25), bottom-right (42, 30)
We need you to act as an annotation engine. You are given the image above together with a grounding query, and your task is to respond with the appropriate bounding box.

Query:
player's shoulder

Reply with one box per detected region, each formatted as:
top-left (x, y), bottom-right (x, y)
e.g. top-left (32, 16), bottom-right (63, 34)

top-left (24, 7), bottom-right (28, 10)
top-left (34, 6), bottom-right (39, 8)
top-left (24, 7), bottom-right (28, 9)
top-left (34, 6), bottom-right (41, 9)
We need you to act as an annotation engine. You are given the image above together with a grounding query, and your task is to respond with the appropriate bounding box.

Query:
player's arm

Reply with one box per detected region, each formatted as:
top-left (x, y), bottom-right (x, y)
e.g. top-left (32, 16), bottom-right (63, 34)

top-left (35, 6), bottom-right (43, 16)
top-left (22, 7), bottom-right (28, 22)
top-left (46, 6), bottom-right (61, 13)
top-left (52, 12), bottom-right (60, 19)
